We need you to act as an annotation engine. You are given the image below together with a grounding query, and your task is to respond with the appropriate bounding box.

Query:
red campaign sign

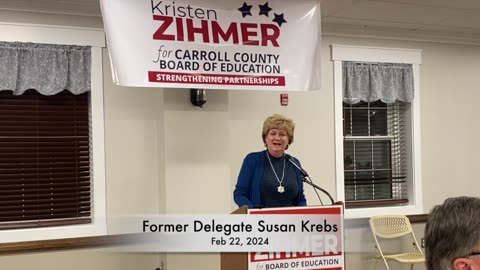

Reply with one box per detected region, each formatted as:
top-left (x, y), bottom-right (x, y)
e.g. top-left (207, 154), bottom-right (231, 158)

top-left (249, 207), bottom-right (342, 215)
top-left (247, 205), bottom-right (344, 270)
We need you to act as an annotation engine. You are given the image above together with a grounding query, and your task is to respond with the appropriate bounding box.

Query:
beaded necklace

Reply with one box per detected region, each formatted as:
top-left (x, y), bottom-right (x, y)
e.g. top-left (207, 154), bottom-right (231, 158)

top-left (266, 152), bottom-right (286, 193)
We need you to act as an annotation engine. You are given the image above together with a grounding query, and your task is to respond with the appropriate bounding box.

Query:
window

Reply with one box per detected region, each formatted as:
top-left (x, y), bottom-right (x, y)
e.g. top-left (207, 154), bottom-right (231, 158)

top-left (0, 26), bottom-right (106, 242)
top-left (0, 90), bottom-right (91, 229)
top-left (343, 100), bottom-right (409, 205)
top-left (332, 45), bottom-right (423, 219)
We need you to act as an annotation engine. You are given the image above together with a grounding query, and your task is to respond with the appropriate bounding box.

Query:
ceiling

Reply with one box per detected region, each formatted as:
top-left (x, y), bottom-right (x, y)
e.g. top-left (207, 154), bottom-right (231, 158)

top-left (1, 0), bottom-right (480, 44)
top-left (321, 0), bottom-right (480, 44)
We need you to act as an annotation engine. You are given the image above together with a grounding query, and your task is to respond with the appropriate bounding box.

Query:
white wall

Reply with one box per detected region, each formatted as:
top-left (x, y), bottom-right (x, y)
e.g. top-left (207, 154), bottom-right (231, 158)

top-left (0, 249), bottom-right (161, 270)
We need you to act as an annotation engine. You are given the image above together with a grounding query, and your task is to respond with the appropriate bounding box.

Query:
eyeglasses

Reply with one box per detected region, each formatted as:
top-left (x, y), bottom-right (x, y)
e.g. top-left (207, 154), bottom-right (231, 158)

top-left (467, 252), bottom-right (480, 258)
top-left (452, 251), bottom-right (480, 264)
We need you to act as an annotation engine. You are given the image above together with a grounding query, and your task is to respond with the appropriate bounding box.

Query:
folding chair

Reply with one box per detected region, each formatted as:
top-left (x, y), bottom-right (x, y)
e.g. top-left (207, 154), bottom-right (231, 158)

top-left (369, 215), bottom-right (425, 270)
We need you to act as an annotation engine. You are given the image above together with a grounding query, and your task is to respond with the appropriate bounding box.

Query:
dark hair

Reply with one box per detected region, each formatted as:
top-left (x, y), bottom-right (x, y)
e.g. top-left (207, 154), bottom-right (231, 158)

top-left (425, 196), bottom-right (480, 270)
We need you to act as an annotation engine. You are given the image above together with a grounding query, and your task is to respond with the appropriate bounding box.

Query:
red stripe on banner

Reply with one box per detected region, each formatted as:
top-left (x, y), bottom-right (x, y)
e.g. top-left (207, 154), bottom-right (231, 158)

top-left (250, 252), bottom-right (344, 262)
top-left (148, 71), bottom-right (285, 86)
top-left (249, 207), bottom-right (341, 215)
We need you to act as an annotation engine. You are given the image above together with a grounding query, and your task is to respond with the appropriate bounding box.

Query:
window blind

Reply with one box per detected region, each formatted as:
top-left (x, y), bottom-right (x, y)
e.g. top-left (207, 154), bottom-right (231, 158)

top-left (343, 100), bottom-right (408, 207)
top-left (0, 89), bottom-right (91, 229)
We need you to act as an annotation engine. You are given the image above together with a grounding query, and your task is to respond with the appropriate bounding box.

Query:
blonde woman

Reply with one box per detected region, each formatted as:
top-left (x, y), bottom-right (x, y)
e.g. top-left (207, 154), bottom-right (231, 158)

top-left (233, 114), bottom-right (307, 208)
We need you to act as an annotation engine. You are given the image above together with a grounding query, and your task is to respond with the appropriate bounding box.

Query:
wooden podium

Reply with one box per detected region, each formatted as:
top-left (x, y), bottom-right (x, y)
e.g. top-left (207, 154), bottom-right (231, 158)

top-left (220, 203), bottom-right (344, 270)
top-left (220, 205), bottom-right (248, 270)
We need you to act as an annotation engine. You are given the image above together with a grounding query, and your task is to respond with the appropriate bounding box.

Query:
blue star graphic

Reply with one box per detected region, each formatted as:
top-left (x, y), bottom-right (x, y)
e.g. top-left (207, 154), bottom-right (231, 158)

top-left (238, 2), bottom-right (253, 18)
top-left (258, 2), bottom-right (272, 17)
top-left (272, 13), bottom-right (287, 27)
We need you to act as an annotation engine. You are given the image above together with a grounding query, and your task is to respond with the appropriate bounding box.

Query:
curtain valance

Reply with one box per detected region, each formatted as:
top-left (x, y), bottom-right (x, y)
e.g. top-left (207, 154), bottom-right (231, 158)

top-left (343, 61), bottom-right (414, 104)
top-left (0, 42), bottom-right (91, 95)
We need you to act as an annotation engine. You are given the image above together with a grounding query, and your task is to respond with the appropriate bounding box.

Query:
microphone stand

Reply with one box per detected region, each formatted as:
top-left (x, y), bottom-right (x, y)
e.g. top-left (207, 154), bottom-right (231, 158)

top-left (302, 176), bottom-right (335, 205)
top-left (285, 154), bottom-right (335, 205)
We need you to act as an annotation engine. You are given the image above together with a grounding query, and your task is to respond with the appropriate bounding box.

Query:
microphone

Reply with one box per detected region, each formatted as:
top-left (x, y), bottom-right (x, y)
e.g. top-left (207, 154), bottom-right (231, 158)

top-left (285, 155), bottom-right (309, 177)
top-left (285, 154), bottom-right (335, 205)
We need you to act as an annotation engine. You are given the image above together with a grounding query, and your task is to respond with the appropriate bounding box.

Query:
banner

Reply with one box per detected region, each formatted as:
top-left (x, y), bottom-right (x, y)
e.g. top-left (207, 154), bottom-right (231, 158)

top-left (100, 0), bottom-right (321, 90)
top-left (248, 206), bottom-right (344, 270)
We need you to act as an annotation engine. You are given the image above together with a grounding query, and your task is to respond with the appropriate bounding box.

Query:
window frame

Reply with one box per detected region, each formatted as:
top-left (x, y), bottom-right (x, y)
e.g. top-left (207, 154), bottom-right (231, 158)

top-left (0, 23), bottom-right (107, 242)
top-left (332, 44), bottom-right (423, 219)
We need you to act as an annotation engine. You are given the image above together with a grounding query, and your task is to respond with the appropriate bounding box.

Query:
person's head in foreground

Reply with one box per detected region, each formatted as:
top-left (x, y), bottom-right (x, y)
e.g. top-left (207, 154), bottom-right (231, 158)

top-left (425, 196), bottom-right (480, 270)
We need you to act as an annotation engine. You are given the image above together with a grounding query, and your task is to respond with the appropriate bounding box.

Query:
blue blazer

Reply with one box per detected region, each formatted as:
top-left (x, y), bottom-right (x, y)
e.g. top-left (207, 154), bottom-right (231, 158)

top-left (233, 150), bottom-right (307, 208)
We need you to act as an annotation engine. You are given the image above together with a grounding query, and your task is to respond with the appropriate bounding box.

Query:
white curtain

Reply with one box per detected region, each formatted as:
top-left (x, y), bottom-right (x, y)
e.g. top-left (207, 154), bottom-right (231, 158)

top-left (0, 42), bottom-right (91, 95)
top-left (343, 61), bottom-right (414, 104)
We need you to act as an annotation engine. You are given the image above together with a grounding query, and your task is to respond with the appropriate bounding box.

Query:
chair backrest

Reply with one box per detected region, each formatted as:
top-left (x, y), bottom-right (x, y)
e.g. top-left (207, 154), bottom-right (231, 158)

top-left (369, 215), bottom-right (425, 270)
top-left (370, 215), bottom-right (413, 239)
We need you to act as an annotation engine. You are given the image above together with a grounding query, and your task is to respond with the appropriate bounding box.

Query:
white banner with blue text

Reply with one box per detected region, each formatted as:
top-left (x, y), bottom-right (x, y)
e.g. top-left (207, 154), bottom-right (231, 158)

top-left (100, 0), bottom-right (321, 90)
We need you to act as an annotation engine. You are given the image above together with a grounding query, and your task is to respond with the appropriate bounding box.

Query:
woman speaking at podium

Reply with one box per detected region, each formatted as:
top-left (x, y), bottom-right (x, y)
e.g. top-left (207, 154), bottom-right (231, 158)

top-left (233, 114), bottom-right (307, 209)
